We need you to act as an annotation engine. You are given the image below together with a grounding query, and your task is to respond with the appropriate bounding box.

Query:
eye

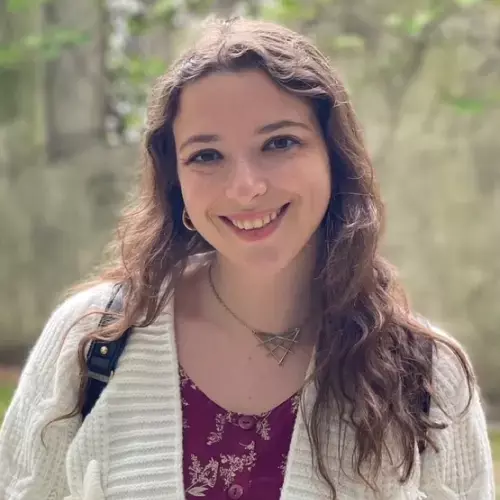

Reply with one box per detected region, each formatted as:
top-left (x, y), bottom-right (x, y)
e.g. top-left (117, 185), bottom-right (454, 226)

top-left (187, 149), bottom-right (223, 165)
top-left (264, 136), bottom-right (300, 152)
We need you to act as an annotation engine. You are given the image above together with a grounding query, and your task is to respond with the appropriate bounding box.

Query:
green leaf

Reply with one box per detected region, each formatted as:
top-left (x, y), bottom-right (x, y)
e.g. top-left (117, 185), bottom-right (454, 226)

top-left (184, 0), bottom-right (213, 15)
top-left (7, 0), bottom-right (53, 13)
top-left (22, 34), bottom-right (43, 49)
top-left (151, 0), bottom-right (177, 20)
top-left (385, 13), bottom-right (403, 27)
top-left (455, 0), bottom-right (482, 7)
top-left (7, 0), bottom-right (35, 12)
top-left (385, 9), bottom-right (440, 36)
top-left (0, 44), bottom-right (25, 68)
top-left (260, 0), bottom-right (317, 23)
top-left (407, 10), bottom-right (434, 35)
top-left (121, 56), bottom-right (166, 85)
top-left (34, 29), bottom-right (91, 58)
top-left (331, 35), bottom-right (364, 50)
top-left (0, 29), bottom-right (90, 68)
top-left (128, 14), bottom-right (149, 36)
top-left (444, 95), bottom-right (488, 114)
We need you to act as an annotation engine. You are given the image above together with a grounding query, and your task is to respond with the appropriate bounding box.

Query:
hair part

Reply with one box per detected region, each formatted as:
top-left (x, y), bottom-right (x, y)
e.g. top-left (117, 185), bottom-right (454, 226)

top-left (45, 16), bottom-right (473, 498)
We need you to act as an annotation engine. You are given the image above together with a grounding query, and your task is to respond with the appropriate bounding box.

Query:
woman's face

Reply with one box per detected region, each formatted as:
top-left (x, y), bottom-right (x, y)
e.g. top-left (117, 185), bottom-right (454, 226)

top-left (173, 69), bottom-right (331, 272)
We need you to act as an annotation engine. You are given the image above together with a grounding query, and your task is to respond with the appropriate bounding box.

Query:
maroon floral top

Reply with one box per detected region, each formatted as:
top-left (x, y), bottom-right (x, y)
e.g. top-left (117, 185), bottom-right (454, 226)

top-left (180, 367), bottom-right (300, 499)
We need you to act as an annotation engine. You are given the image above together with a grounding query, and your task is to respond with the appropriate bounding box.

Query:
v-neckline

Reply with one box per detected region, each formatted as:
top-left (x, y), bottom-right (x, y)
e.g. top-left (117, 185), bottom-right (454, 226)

top-left (156, 294), bottom-right (323, 500)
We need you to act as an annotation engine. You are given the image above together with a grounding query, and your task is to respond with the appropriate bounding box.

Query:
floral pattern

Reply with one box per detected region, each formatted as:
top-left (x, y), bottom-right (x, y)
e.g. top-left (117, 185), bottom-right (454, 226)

top-left (219, 441), bottom-right (258, 487)
top-left (207, 412), bottom-right (236, 445)
top-left (185, 455), bottom-right (219, 497)
top-left (180, 367), bottom-right (299, 499)
top-left (180, 368), bottom-right (197, 430)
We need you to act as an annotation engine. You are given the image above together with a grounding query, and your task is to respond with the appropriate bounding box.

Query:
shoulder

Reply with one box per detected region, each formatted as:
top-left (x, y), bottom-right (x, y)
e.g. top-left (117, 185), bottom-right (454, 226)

top-left (18, 282), bottom-right (116, 391)
top-left (427, 323), bottom-right (476, 418)
top-left (52, 281), bottom-right (116, 324)
top-left (52, 281), bottom-right (118, 342)
top-left (41, 282), bottom-right (115, 346)
top-left (0, 282), bottom-right (117, 499)
top-left (419, 325), bottom-right (494, 498)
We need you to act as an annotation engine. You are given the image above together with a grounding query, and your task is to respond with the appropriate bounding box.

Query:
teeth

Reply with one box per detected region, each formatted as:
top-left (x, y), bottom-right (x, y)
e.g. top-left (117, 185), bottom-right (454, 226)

top-left (229, 208), bottom-right (283, 230)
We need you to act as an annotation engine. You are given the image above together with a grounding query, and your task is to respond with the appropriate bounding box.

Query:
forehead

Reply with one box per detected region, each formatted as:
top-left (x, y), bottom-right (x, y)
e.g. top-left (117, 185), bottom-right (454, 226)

top-left (173, 69), bottom-right (315, 136)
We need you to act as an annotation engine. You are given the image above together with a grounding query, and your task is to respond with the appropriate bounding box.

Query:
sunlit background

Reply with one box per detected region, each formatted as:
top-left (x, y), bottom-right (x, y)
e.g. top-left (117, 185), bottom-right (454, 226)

top-left (1, 0), bottom-right (499, 492)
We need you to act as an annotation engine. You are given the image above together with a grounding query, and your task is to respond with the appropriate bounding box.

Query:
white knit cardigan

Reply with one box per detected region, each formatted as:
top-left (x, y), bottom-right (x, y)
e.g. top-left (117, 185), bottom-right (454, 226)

top-left (0, 283), bottom-right (495, 500)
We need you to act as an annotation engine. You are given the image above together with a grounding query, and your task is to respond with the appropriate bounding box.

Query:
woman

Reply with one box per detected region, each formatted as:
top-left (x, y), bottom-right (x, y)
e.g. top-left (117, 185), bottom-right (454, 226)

top-left (0, 16), bottom-right (494, 500)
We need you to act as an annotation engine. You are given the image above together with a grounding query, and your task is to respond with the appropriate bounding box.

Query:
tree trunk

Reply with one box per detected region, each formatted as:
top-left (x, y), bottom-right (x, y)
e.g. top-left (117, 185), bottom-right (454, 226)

top-left (43, 0), bottom-right (107, 160)
top-left (0, 1), bottom-right (46, 173)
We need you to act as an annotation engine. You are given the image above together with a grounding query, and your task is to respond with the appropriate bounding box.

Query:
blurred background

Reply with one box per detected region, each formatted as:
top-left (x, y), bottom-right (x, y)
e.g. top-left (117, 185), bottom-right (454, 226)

top-left (0, 0), bottom-right (499, 476)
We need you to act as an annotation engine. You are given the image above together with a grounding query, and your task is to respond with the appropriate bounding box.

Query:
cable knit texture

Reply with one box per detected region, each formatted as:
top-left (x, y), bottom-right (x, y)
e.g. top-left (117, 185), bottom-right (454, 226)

top-left (0, 283), bottom-right (495, 499)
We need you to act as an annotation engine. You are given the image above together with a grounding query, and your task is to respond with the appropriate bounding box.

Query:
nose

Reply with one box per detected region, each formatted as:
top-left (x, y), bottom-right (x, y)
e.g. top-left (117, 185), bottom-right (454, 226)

top-left (225, 159), bottom-right (267, 204)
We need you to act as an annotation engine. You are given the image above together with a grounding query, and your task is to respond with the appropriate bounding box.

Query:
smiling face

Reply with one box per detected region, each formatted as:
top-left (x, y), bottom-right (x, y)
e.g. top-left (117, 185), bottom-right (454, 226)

top-left (173, 69), bottom-right (331, 272)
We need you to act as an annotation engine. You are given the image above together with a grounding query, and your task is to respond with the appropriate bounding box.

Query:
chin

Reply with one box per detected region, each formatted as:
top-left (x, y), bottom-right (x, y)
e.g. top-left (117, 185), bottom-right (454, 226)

top-left (229, 242), bottom-right (309, 275)
top-left (206, 218), bottom-right (319, 273)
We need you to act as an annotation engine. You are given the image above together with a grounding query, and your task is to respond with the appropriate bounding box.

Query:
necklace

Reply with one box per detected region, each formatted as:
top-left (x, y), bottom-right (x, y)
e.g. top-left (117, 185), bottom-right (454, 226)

top-left (207, 264), bottom-right (303, 366)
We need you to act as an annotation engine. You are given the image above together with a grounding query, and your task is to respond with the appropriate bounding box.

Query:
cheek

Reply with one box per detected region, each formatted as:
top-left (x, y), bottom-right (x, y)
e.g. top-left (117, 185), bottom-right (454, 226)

top-left (287, 155), bottom-right (332, 204)
top-left (318, 165), bottom-right (332, 204)
top-left (310, 180), bottom-right (331, 225)
top-left (299, 159), bottom-right (332, 224)
top-left (178, 168), bottom-right (203, 200)
top-left (178, 174), bottom-right (202, 218)
top-left (178, 170), bottom-right (219, 217)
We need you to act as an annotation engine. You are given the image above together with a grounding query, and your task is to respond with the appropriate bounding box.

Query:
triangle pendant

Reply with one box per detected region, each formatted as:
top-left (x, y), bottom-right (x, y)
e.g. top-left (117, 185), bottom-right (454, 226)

top-left (253, 328), bottom-right (301, 366)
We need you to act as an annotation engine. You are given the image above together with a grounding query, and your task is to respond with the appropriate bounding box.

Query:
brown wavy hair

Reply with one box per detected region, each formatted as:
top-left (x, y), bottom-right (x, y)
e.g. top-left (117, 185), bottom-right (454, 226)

top-left (51, 16), bottom-right (473, 498)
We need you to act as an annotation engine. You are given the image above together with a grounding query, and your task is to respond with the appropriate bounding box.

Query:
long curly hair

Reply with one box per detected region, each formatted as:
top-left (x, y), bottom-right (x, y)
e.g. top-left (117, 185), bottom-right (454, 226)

top-left (51, 16), bottom-right (473, 498)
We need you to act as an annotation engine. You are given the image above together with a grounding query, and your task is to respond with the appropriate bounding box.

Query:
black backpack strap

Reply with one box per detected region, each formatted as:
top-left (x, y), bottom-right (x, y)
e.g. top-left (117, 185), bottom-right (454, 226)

top-left (81, 284), bottom-right (132, 420)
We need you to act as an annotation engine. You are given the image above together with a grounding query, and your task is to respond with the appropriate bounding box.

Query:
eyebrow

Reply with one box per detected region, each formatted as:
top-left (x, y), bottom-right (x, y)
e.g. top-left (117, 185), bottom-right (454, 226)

top-left (179, 134), bottom-right (220, 153)
top-left (178, 119), bottom-right (311, 153)
top-left (256, 119), bottom-right (311, 135)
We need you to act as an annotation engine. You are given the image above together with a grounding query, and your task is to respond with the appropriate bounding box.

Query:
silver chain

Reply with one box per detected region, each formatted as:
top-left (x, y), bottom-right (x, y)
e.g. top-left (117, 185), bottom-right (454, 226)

top-left (208, 265), bottom-right (259, 334)
top-left (207, 264), bottom-right (305, 365)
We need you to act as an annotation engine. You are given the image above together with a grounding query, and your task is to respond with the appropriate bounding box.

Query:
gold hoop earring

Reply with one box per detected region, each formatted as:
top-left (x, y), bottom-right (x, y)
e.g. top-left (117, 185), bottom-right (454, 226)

top-left (182, 208), bottom-right (196, 232)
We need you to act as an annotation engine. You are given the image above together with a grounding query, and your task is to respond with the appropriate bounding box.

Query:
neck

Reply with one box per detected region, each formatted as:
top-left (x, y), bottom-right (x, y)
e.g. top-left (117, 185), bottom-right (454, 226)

top-left (209, 247), bottom-right (317, 335)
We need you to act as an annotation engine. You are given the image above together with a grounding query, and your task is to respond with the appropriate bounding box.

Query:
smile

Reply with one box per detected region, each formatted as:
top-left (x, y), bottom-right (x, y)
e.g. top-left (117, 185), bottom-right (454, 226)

top-left (220, 203), bottom-right (290, 241)
top-left (227, 206), bottom-right (285, 230)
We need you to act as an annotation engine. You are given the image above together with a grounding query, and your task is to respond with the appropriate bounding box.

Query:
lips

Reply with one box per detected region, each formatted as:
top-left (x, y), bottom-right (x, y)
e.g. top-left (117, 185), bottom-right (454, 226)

top-left (222, 204), bottom-right (289, 231)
